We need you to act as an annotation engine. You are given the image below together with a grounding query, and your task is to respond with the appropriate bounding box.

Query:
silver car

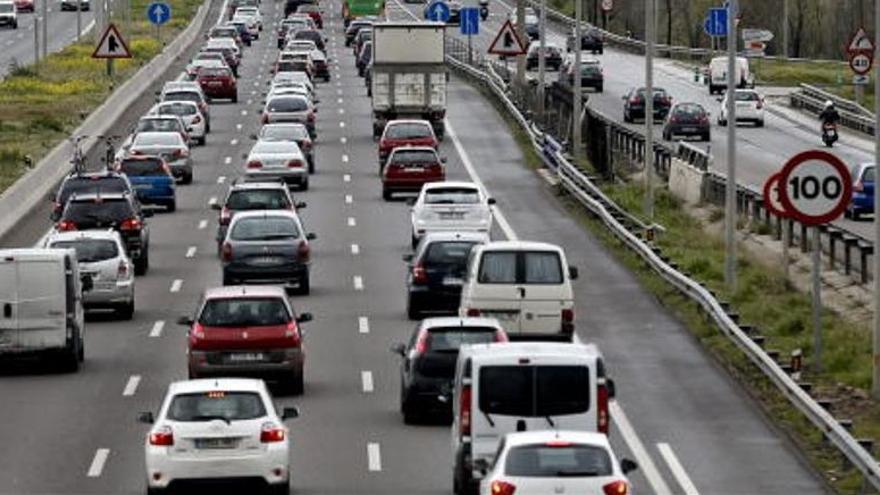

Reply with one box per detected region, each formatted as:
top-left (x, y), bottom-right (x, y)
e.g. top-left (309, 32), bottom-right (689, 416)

top-left (128, 131), bottom-right (194, 184)
top-left (244, 139), bottom-right (309, 190)
top-left (255, 123), bottom-right (315, 173)
top-left (45, 230), bottom-right (135, 319)
top-left (148, 101), bottom-right (207, 145)
top-left (260, 95), bottom-right (316, 137)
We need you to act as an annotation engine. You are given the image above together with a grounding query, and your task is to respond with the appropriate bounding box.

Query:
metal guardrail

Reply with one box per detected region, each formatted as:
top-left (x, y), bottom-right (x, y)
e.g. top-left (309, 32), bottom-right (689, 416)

top-left (791, 83), bottom-right (876, 135)
top-left (445, 41), bottom-right (880, 491)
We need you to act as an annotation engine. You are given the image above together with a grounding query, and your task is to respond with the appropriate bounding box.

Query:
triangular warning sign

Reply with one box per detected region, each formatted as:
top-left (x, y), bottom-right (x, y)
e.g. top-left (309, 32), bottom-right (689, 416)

top-left (92, 23), bottom-right (132, 59)
top-left (848, 27), bottom-right (875, 53)
top-left (488, 19), bottom-right (528, 56)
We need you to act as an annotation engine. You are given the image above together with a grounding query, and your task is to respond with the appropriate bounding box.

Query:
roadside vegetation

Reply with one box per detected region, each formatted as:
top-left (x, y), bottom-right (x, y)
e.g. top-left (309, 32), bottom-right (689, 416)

top-left (0, 0), bottom-right (202, 194)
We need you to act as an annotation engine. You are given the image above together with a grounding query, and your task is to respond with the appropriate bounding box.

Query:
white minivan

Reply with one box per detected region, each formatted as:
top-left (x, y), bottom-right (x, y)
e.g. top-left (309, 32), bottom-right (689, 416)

top-left (708, 56), bottom-right (754, 95)
top-left (459, 241), bottom-right (578, 339)
top-left (0, 249), bottom-right (90, 371)
top-left (450, 342), bottom-right (615, 495)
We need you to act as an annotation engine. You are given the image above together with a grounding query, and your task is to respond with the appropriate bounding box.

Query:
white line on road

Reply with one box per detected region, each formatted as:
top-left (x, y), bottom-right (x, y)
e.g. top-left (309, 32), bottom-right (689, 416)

top-left (217, 176), bottom-right (226, 184)
top-left (353, 276), bottom-right (364, 290)
top-left (198, 219), bottom-right (208, 230)
top-left (610, 402), bottom-right (672, 495)
top-left (170, 279), bottom-right (183, 293)
top-left (338, 108), bottom-right (345, 114)
top-left (224, 156), bottom-right (232, 165)
top-left (339, 122), bottom-right (346, 128)
top-left (337, 89), bottom-right (343, 95)
top-left (185, 246), bottom-right (197, 258)
top-left (337, 97), bottom-right (343, 104)
top-left (358, 316), bottom-right (369, 334)
top-left (241, 110), bottom-right (248, 116)
top-left (87, 449), bottom-right (110, 478)
top-left (345, 194), bottom-right (353, 204)
top-left (340, 137), bottom-right (347, 144)
top-left (657, 443), bottom-right (700, 495)
top-left (351, 243), bottom-right (360, 255)
top-left (230, 138), bottom-right (238, 146)
top-left (361, 370), bottom-right (374, 393)
top-left (122, 375), bottom-right (141, 396)
top-left (367, 443), bottom-right (382, 472)
top-left (236, 123), bottom-right (243, 131)
top-left (343, 174), bottom-right (351, 182)
top-left (342, 154), bottom-right (349, 163)
top-left (347, 217), bottom-right (356, 227)
top-left (208, 196), bottom-right (217, 206)
top-left (149, 320), bottom-right (165, 338)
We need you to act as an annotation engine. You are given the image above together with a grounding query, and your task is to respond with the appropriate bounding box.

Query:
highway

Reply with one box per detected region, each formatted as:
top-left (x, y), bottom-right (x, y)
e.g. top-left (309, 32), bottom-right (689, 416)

top-left (0, 1), bottom-right (95, 77)
top-left (0, 0), bottom-right (830, 493)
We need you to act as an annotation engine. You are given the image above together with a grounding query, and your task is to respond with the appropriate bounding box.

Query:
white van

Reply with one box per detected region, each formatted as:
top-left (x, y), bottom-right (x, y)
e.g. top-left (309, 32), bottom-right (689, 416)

top-left (450, 342), bottom-right (615, 495)
top-left (459, 241), bottom-right (578, 339)
top-left (708, 56), bottom-right (754, 95)
top-left (0, 249), bottom-right (89, 371)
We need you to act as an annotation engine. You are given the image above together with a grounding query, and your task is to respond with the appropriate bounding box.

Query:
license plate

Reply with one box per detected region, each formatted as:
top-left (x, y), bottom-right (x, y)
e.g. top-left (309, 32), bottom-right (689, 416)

top-left (483, 310), bottom-right (519, 321)
top-left (439, 212), bottom-right (465, 219)
top-left (442, 276), bottom-right (463, 286)
top-left (250, 256), bottom-right (281, 266)
top-left (403, 167), bottom-right (425, 173)
top-left (227, 352), bottom-right (265, 362)
top-left (135, 184), bottom-right (152, 190)
top-left (208, 81), bottom-right (223, 86)
top-left (681, 127), bottom-right (696, 133)
top-left (195, 437), bottom-right (238, 449)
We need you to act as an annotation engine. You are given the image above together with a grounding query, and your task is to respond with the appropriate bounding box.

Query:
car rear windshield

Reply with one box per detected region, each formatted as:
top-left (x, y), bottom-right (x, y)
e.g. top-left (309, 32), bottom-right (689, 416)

top-left (297, 4), bottom-right (318, 12)
top-left (391, 150), bottom-right (438, 164)
top-left (268, 97), bottom-right (308, 112)
top-left (295, 30), bottom-right (321, 42)
top-left (504, 444), bottom-right (613, 477)
top-left (261, 125), bottom-right (309, 141)
top-left (387, 123), bottom-right (432, 139)
top-left (200, 67), bottom-right (231, 77)
top-left (277, 61), bottom-right (307, 72)
top-left (0, 4), bottom-right (13, 12)
top-left (49, 239), bottom-right (119, 263)
top-left (59, 176), bottom-right (128, 204)
top-left (424, 187), bottom-right (479, 204)
top-left (580, 65), bottom-right (601, 76)
top-left (479, 365), bottom-right (591, 416)
top-left (64, 199), bottom-right (133, 224)
top-left (425, 326), bottom-right (497, 352)
top-left (164, 91), bottom-right (201, 103)
top-left (227, 190), bottom-right (291, 210)
top-left (158, 103), bottom-right (197, 116)
top-left (195, 52), bottom-right (224, 61)
top-left (424, 241), bottom-right (477, 265)
top-left (167, 392), bottom-right (267, 422)
top-left (855, 166), bottom-right (875, 182)
top-left (230, 216), bottom-right (300, 241)
top-left (212, 28), bottom-right (236, 37)
top-left (120, 158), bottom-right (167, 176)
top-left (198, 297), bottom-right (291, 327)
top-left (478, 251), bottom-right (563, 284)
top-left (137, 119), bottom-right (181, 133)
top-left (133, 133), bottom-right (181, 146)
top-left (674, 104), bottom-right (706, 117)
top-left (734, 91), bottom-right (760, 101)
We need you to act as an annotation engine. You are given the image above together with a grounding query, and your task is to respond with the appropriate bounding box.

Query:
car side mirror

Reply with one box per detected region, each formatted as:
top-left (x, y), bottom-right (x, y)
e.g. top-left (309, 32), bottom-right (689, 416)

top-left (295, 201), bottom-right (307, 209)
top-left (250, 133), bottom-right (258, 140)
top-left (281, 406), bottom-right (300, 420)
top-left (296, 312), bottom-right (313, 323)
top-left (137, 411), bottom-right (155, 424)
top-left (391, 343), bottom-right (406, 356)
top-left (306, 232), bottom-right (317, 240)
top-left (606, 378), bottom-right (616, 399)
top-left (177, 316), bottom-right (194, 326)
top-left (621, 458), bottom-right (638, 474)
top-left (473, 458), bottom-right (490, 475)
top-left (487, 197), bottom-right (497, 205)
top-left (402, 254), bottom-right (413, 263)
top-left (568, 266), bottom-right (579, 280)
top-left (80, 273), bottom-right (94, 292)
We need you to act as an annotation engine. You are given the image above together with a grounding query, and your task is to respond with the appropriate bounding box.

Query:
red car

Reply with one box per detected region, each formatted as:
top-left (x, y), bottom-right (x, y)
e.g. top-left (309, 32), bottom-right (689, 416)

top-left (197, 66), bottom-right (238, 102)
top-left (378, 119), bottom-right (439, 171)
top-left (14, 0), bottom-right (33, 12)
top-left (381, 146), bottom-right (445, 200)
top-left (180, 285), bottom-right (313, 395)
top-left (296, 4), bottom-right (322, 29)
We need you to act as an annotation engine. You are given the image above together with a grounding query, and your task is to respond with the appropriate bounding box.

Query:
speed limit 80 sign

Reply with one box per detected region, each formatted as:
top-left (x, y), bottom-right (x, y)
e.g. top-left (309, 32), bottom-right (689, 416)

top-left (770, 150), bottom-right (853, 225)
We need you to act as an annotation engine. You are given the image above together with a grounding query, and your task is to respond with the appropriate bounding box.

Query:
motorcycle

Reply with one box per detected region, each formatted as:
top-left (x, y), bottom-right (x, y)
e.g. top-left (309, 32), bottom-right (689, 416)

top-left (479, 0), bottom-right (488, 20)
top-left (822, 122), bottom-right (838, 147)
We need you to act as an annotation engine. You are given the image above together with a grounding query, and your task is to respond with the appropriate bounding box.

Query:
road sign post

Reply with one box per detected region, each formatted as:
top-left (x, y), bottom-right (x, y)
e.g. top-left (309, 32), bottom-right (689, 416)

top-left (847, 28), bottom-right (874, 104)
top-left (460, 7), bottom-right (479, 64)
top-left (874, 0), bottom-right (880, 400)
top-left (93, 23), bottom-right (132, 78)
top-left (147, 1), bottom-right (170, 44)
top-left (724, 0), bottom-right (738, 291)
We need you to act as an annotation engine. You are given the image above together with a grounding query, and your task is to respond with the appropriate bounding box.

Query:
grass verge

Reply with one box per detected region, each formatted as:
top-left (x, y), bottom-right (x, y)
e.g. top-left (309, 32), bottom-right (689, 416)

top-left (0, 0), bottom-right (203, 193)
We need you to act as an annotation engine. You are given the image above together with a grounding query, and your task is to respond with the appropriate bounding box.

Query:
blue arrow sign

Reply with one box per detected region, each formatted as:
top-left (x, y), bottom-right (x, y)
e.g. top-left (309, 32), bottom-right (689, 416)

top-left (425, 0), bottom-right (450, 22)
top-left (147, 1), bottom-right (171, 26)
top-left (704, 6), bottom-right (727, 37)
top-left (460, 7), bottom-right (479, 35)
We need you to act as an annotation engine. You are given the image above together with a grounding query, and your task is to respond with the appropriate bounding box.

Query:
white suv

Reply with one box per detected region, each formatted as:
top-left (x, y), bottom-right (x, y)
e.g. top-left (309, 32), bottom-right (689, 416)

top-left (44, 230), bottom-right (135, 319)
top-left (139, 378), bottom-right (299, 495)
top-left (0, 1), bottom-right (18, 29)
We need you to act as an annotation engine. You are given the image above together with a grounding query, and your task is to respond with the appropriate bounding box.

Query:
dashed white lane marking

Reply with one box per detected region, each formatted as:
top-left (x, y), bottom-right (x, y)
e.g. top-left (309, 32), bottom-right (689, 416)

top-left (336, 82), bottom-right (341, 87)
top-left (246, 99), bottom-right (253, 105)
top-left (250, 90), bottom-right (256, 95)
top-left (610, 402), bottom-right (672, 495)
top-left (230, 138), bottom-right (238, 146)
top-left (224, 156), bottom-right (232, 165)
top-left (341, 154), bottom-right (349, 163)
top-left (358, 316), bottom-right (369, 334)
top-left (338, 108), bottom-right (345, 114)
top-left (345, 194), bottom-right (353, 204)
top-left (351, 243), bottom-right (360, 255)
top-left (208, 196), bottom-right (218, 207)
top-left (657, 443), bottom-right (700, 495)
top-left (122, 375), bottom-right (141, 396)
top-left (337, 89), bottom-right (343, 95)
top-left (87, 449), bottom-right (110, 477)
top-left (170, 279), bottom-right (183, 293)
top-left (361, 370), bottom-right (374, 393)
top-left (337, 97), bottom-right (343, 103)
top-left (347, 217), bottom-right (356, 227)
top-left (241, 110), bottom-right (248, 116)
top-left (217, 176), bottom-right (226, 184)
top-left (185, 246), bottom-right (197, 258)
top-left (340, 137), bottom-right (347, 144)
top-left (343, 174), bottom-right (351, 182)
top-left (339, 122), bottom-right (345, 128)
top-left (367, 443), bottom-right (382, 472)
top-left (236, 123), bottom-right (243, 131)
top-left (353, 276), bottom-right (364, 290)
top-left (149, 320), bottom-right (165, 338)
top-left (198, 220), bottom-right (208, 230)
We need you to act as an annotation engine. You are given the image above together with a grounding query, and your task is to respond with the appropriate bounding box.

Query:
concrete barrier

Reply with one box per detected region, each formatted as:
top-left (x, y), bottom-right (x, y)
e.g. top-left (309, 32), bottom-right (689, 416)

top-left (668, 158), bottom-right (705, 206)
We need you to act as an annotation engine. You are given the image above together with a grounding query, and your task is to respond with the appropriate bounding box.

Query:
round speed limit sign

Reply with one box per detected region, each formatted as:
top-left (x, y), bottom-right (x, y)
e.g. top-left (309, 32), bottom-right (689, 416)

top-left (777, 150), bottom-right (852, 225)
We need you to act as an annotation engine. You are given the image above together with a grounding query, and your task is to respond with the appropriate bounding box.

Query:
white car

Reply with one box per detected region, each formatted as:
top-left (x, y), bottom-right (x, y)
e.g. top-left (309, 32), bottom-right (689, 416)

top-left (244, 139), bottom-right (309, 189)
top-left (148, 101), bottom-right (207, 145)
top-left (140, 378), bottom-right (299, 495)
top-left (410, 181), bottom-right (495, 246)
top-left (718, 88), bottom-right (765, 127)
top-left (285, 39), bottom-right (318, 52)
top-left (271, 71), bottom-right (314, 95)
top-left (44, 230), bottom-right (135, 319)
top-left (234, 6), bottom-right (262, 29)
top-left (478, 431), bottom-right (637, 495)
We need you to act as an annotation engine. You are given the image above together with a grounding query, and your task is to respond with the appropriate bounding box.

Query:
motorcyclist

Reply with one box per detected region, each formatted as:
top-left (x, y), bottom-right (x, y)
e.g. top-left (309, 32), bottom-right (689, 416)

top-left (819, 100), bottom-right (840, 128)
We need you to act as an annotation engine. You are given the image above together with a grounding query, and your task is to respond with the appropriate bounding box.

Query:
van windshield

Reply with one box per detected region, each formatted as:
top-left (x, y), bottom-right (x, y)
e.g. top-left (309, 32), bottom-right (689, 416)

top-left (479, 365), bottom-right (590, 416)
top-left (478, 251), bottom-right (563, 284)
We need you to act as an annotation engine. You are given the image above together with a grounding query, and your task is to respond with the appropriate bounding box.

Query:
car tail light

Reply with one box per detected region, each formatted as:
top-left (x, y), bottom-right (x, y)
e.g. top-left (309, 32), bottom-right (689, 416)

top-left (247, 160), bottom-right (263, 169)
top-left (221, 242), bottom-right (233, 262)
top-left (260, 422), bottom-right (286, 443)
top-left (603, 480), bottom-right (629, 495)
top-left (494, 329), bottom-right (509, 342)
top-left (57, 220), bottom-right (77, 231)
top-left (300, 139), bottom-right (312, 151)
top-left (597, 379), bottom-right (610, 435)
top-left (756, 99), bottom-right (764, 110)
top-left (131, 149), bottom-right (144, 155)
top-left (120, 218), bottom-right (142, 231)
top-left (284, 321), bottom-right (302, 346)
top-left (117, 260), bottom-right (129, 278)
top-left (460, 384), bottom-right (472, 436)
top-left (629, 96), bottom-right (640, 104)
top-left (411, 263), bottom-right (428, 284)
top-left (297, 240), bottom-right (310, 262)
top-left (192, 115), bottom-right (202, 124)
top-left (307, 111), bottom-right (316, 123)
top-left (173, 148), bottom-right (188, 159)
top-left (489, 480), bottom-right (516, 495)
top-left (561, 308), bottom-right (574, 334)
top-left (219, 206), bottom-right (232, 225)
top-left (149, 426), bottom-right (174, 446)
top-left (855, 181), bottom-right (865, 193)
top-left (191, 322), bottom-right (206, 340)
top-left (466, 308), bottom-right (480, 317)
top-left (288, 159), bottom-right (304, 168)
top-left (413, 331), bottom-right (429, 355)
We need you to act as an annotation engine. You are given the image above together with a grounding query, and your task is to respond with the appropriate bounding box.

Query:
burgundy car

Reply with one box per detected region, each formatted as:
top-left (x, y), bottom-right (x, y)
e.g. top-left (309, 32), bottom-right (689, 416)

top-left (378, 119), bottom-right (439, 171)
top-left (13, 0), bottom-right (33, 12)
top-left (296, 3), bottom-right (322, 28)
top-left (197, 66), bottom-right (238, 102)
top-left (381, 146), bottom-right (446, 200)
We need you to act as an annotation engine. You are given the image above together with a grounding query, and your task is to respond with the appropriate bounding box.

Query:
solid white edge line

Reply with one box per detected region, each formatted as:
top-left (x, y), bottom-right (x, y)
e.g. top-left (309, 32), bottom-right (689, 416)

top-left (149, 320), bottom-right (165, 338)
top-left (610, 402), bottom-right (672, 495)
top-left (361, 370), bottom-right (374, 393)
top-left (122, 375), bottom-right (141, 396)
top-left (170, 279), bottom-right (183, 293)
top-left (208, 196), bottom-right (217, 206)
top-left (86, 448), bottom-right (110, 477)
top-left (367, 442), bottom-right (382, 472)
top-left (358, 316), bottom-right (369, 334)
top-left (657, 443), bottom-right (701, 495)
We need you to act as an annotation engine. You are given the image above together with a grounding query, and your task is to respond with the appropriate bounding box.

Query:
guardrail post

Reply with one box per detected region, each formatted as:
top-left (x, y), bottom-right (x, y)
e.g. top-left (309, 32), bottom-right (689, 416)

top-left (860, 243), bottom-right (873, 284)
top-left (844, 236), bottom-right (859, 276)
top-left (829, 229), bottom-right (843, 270)
top-left (800, 223), bottom-right (809, 252)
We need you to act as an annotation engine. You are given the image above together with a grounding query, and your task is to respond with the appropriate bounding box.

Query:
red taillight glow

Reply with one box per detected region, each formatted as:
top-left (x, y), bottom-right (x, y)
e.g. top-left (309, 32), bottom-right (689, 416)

top-left (57, 220), bottom-right (77, 231)
top-left (460, 384), bottom-right (472, 436)
top-left (603, 480), bottom-right (629, 495)
top-left (149, 426), bottom-right (174, 446)
top-left (284, 321), bottom-right (301, 346)
top-left (411, 263), bottom-right (428, 284)
top-left (247, 160), bottom-right (263, 169)
top-left (490, 480), bottom-right (516, 495)
top-left (597, 381), bottom-right (610, 435)
top-left (494, 330), bottom-right (509, 342)
top-left (297, 240), bottom-right (310, 262)
top-left (545, 440), bottom-right (573, 447)
top-left (260, 422), bottom-right (286, 443)
top-left (300, 139), bottom-right (312, 150)
top-left (306, 112), bottom-right (316, 123)
top-left (756, 99), bottom-right (764, 110)
top-left (221, 242), bottom-right (233, 262)
top-left (117, 260), bottom-right (129, 278)
top-left (191, 322), bottom-right (205, 340)
top-left (413, 331), bottom-right (429, 355)
top-left (288, 159), bottom-right (304, 168)
top-left (466, 308), bottom-right (480, 317)
top-left (120, 218), bottom-right (142, 231)
top-left (219, 206), bottom-right (232, 225)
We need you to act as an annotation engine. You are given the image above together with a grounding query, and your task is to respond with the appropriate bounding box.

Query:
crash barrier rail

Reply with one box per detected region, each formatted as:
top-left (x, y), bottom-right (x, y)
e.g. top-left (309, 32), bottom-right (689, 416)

top-left (791, 83), bottom-right (876, 135)
top-left (0, 0), bottom-right (216, 243)
top-left (445, 39), bottom-right (880, 490)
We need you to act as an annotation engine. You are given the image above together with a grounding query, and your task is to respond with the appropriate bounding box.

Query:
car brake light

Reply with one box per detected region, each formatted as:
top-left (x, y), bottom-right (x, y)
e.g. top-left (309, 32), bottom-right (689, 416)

top-left (297, 240), bottom-right (310, 262)
top-left (57, 220), bottom-right (77, 231)
top-left (288, 159), bottom-right (304, 168)
top-left (190, 322), bottom-right (205, 341)
top-left (284, 321), bottom-right (301, 346)
top-left (603, 480), bottom-right (629, 495)
top-left (262, 113), bottom-right (269, 124)
top-left (490, 480), bottom-right (516, 495)
top-left (120, 218), bottom-right (142, 231)
top-left (494, 329), bottom-right (509, 342)
top-left (756, 100), bottom-right (764, 110)
top-left (598, 380), bottom-right (610, 435)
top-left (413, 331), bottom-right (429, 355)
top-left (149, 426), bottom-right (174, 446)
top-left (219, 206), bottom-right (232, 224)
top-left (307, 111), bottom-right (316, 123)
top-left (260, 422), bottom-right (286, 443)
top-left (221, 242), bottom-right (233, 262)
top-left (855, 181), bottom-right (865, 193)
top-left (629, 97), bottom-right (640, 104)
top-left (545, 440), bottom-right (573, 447)
top-left (460, 384), bottom-right (472, 436)
top-left (247, 160), bottom-right (263, 169)
top-left (173, 148), bottom-right (188, 159)
top-left (466, 308), bottom-right (480, 317)
top-left (117, 260), bottom-right (129, 278)
top-left (301, 139), bottom-right (312, 150)
top-left (192, 115), bottom-right (202, 124)
top-left (411, 263), bottom-right (428, 284)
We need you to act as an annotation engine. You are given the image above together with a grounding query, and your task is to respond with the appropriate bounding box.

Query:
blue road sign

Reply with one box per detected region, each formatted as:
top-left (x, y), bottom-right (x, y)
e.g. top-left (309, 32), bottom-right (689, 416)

top-left (425, 0), bottom-right (450, 22)
top-left (460, 7), bottom-right (479, 35)
top-left (147, 1), bottom-right (171, 26)
top-left (704, 7), bottom-right (727, 37)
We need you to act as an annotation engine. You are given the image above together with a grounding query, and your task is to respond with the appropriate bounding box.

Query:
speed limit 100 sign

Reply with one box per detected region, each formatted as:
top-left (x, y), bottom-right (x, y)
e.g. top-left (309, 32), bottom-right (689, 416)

top-left (774, 150), bottom-right (852, 225)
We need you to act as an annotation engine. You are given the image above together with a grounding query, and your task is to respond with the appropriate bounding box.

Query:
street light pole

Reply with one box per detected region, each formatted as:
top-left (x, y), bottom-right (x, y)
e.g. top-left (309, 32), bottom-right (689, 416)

top-left (724, 0), bottom-right (738, 291)
top-left (572, 0), bottom-right (581, 153)
top-left (538, 0), bottom-right (546, 121)
top-left (644, 0), bottom-right (654, 219)
top-left (871, 0), bottom-right (880, 399)
top-left (516, 0), bottom-right (526, 103)
top-left (782, 0), bottom-right (789, 57)
top-left (41, 0), bottom-right (47, 58)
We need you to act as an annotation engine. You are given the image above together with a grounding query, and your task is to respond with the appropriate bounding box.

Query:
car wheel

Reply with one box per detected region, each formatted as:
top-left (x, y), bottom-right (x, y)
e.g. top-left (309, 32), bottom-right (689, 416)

top-left (222, 274), bottom-right (235, 286)
top-left (382, 188), bottom-right (392, 201)
top-left (166, 200), bottom-right (176, 212)
top-left (183, 173), bottom-right (193, 185)
top-left (300, 178), bottom-right (309, 191)
top-left (719, 119), bottom-right (727, 127)
top-left (198, 136), bottom-right (206, 146)
top-left (308, 160), bottom-right (315, 174)
top-left (118, 300), bottom-right (135, 320)
top-left (756, 119), bottom-right (765, 128)
top-left (232, 94), bottom-right (238, 103)
top-left (60, 332), bottom-right (81, 372)
top-left (297, 271), bottom-right (310, 296)
top-left (402, 398), bottom-right (419, 425)
top-left (623, 111), bottom-right (631, 123)
top-left (596, 84), bottom-right (603, 92)
top-left (852, 209), bottom-right (862, 221)
top-left (702, 133), bottom-right (711, 142)
top-left (406, 295), bottom-right (420, 320)
top-left (146, 485), bottom-right (167, 495)
top-left (267, 480), bottom-right (290, 495)
top-left (411, 233), bottom-right (419, 249)
top-left (662, 130), bottom-right (671, 141)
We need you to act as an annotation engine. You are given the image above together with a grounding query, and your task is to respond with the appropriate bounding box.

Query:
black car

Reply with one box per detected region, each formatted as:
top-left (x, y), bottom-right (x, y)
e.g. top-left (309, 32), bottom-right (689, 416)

top-left (391, 317), bottom-right (508, 423)
top-left (344, 20), bottom-right (371, 46)
top-left (404, 232), bottom-right (488, 319)
top-left (526, 44), bottom-right (563, 71)
top-left (352, 28), bottom-right (372, 57)
top-left (662, 102), bottom-right (711, 142)
top-left (564, 59), bottom-right (603, 92)
top-left (52, 171), bottom-right (136, 221)
top-left (356, 41), bottom-right (372, 77)
top-left (622, 87), bottom-right (673, 122)
top-left (57, 192), bottom-right (152, 275)
top-left (567, 28), bottom-right (604, 54)
top-left (294, 29), bottom-right (325, 52)
top-left (447, 1), bottom-right (462, 25)
top-left (284, 0), bottom-right (313, 17)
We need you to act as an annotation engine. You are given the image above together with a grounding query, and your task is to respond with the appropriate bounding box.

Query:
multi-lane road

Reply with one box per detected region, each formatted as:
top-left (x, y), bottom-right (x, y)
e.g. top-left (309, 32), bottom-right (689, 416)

top-left (0, 0), bottom-right (830, 493)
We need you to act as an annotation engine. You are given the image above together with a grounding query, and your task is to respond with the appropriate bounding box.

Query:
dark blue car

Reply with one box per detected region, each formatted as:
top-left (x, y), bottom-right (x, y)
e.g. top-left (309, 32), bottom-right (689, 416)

top-left (847, 162), bottom-right (874, 220)
top-left (116, 156), bottom-right (177, 212)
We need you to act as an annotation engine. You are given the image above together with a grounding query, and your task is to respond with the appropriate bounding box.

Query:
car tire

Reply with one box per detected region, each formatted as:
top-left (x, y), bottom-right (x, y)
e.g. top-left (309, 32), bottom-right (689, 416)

top-left (183, 173), bottom-right (193, 185)
top-left (623, 111), bottom-right (631, 123)
top-left (308, 160), bottom-right (315, 174)
top-left (852, 209), bottom-right (862, 221)
top-left (719, 119), bottom-right (727, 127)
top-left (702, 133), bottom-right (711, 142)
top-left (232, 94), bottom-right (238, 103)
top-left (300, 178), bottom-right (309, 191)
top-left (406, 295), bottom-right (420, 320)
top-left (382, 188), bottom-right (392, 201)
top-left (402, 399), bottom-right (419, 425)
top-left (411, 233), bottom-right (419, 249)
top-left (222, 274), bottom-right (234, 286)
top-left (134, 254), bottom-right (148, 276)
top-left (146, 485), bottom-right (167, 495)
top-left (60, 331), bottom-right (81, 372)
top-left (267, 480), bottom-right (290, 495)
top-left (166, 200), bottom-right (176, 212)
top-left (756, 119), bottom-right (765, 128)
top-left (662, 130), bottom-right (671, 141)
top-left (198, 136), bottom-right (206, 146)
top-left (297, 272), bottom-right (310, 296)
top-left (118, 300), bottom-right (135, 320)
